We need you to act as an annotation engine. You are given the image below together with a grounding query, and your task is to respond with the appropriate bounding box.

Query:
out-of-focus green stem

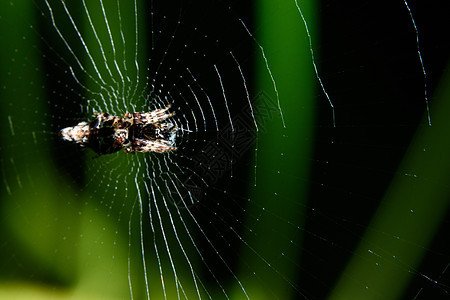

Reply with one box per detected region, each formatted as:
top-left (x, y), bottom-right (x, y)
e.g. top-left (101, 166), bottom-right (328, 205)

top-left (330, 67), bottom-right (450, 299)
top-left (236, 0), bottom-right (316, 298)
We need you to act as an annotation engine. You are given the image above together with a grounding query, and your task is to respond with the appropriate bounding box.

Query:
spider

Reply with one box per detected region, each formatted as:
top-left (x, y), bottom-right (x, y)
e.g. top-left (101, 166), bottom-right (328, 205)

top-left (59, 105), bottom-right (178, 155)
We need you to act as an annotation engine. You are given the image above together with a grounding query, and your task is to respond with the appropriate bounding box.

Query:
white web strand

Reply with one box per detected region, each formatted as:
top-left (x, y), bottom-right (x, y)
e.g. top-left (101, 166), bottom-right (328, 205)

top-left (186, 67), bottom-right (219, 132)
top-left (229, 51), bottom-right (258, 132)
top-left (238, 18), bottom-right (286, 128)
top-left (213, 65), bottom-right (234, 132)
top-left (402, 0), bottom-right (431, 126)
top-left (293, 0), bottom-right (335, 127)
top-left (44, 0), bottom-right (115, 112)
top-left (98, 0), bottom-right (127, 110)
top-left (81, 0), bottom-right (118, 91)
top-left (130, 0), bottom-right (140, 104)
top-left (135, 176), bottom-right (151, 299)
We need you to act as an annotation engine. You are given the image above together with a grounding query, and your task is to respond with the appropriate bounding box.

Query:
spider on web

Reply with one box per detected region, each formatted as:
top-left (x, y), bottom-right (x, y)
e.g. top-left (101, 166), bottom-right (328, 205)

top-left (59, 105), bottom-right (178, 155)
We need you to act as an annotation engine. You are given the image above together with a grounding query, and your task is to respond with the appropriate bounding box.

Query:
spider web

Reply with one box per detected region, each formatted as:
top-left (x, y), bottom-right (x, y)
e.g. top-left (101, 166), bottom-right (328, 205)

top-left (1, 0), bottom-right (450, 299)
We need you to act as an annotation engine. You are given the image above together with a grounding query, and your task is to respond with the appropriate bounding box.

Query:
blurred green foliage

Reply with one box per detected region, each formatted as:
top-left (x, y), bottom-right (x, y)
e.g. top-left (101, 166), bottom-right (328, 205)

top-left (330, 64), bottom-right (450, 300)
top-left (0, 1), bottom-right (129, 298)
top-left (236, 0), bottom-right (315, 298)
